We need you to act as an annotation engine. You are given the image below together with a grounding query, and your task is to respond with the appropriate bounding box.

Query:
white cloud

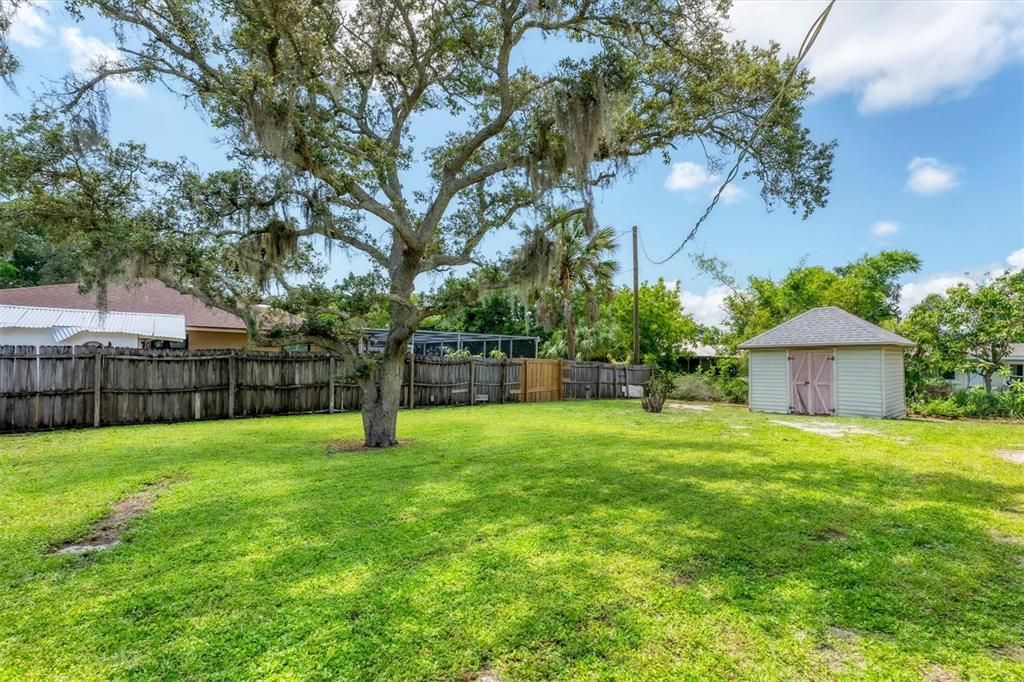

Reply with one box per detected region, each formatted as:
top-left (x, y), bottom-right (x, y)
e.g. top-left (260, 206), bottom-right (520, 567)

top-left (665, 161), bottom-right (715, 191)
top-left (906, 157), bottom-right (961, 195)
top-left (871, 220), bottom-right (900, 238)
top-left (9, 1), bottom-right (50, 48)
top-left (60, 27), bottom-right (144, 97)
top-left (1008, 248), bottom-right (1024, 270)
top-left (678, 285), bottom-right (732, 327)
top-left (718, 184), bottom-right (745, 205)
top-left (665, 161), bottom-right (745, 205)
top-left (728, 0), bottom-right (1024, 113)
top-left (899, 274), bottom-right (973, 312)
top-left (898, 248), bottom-right (1022, 311)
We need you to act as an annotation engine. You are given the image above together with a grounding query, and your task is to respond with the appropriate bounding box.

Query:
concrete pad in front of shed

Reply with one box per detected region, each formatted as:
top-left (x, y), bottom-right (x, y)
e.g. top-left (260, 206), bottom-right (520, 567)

top-left (666, 402), bottom-right (713, 413)
top-left (769, 419), bottom-right (882, 438)
top-left (997, 450), bottom-right (1024, 464)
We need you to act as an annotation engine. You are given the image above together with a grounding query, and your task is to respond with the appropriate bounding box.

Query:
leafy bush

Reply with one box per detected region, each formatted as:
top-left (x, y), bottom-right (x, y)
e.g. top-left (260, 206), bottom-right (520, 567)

top-left (669, 369), bottom-right (748, 404)
top-left (910, 384), bottom-right (1024, 419)
top-left (642, 372), bottom-right (675, 413)
top-left (488, 349), bottom-right (508, 360)
top-left (670, 374), bottom-right (724, 402)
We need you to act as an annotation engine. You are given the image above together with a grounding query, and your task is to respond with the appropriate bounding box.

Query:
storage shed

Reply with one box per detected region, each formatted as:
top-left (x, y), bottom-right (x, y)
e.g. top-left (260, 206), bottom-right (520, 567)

top-left (737, 307), bottom-right (915, 419)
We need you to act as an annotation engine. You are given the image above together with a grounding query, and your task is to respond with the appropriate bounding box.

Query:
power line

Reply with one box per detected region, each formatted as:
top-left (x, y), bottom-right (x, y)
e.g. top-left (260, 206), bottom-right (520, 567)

top-left (647, 0), bottom-right (836, 266)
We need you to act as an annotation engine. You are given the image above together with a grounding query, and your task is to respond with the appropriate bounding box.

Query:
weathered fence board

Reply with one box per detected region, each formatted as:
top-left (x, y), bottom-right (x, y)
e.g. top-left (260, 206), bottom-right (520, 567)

top-left (0, 346), bottom-right (650, 433)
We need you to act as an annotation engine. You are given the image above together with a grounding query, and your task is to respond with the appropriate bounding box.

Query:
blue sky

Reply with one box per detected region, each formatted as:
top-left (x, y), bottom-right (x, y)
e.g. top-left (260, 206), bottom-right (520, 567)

top-left (3, 0), bottom-right (1023, 325)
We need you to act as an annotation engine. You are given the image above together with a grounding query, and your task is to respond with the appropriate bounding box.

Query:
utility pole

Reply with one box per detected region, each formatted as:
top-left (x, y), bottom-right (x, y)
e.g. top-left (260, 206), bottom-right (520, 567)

top-left (632, 225), bottom-right (640, 364)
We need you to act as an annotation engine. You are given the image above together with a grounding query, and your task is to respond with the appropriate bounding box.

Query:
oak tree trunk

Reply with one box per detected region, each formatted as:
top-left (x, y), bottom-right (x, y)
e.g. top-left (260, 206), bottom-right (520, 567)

top-left (360, 349), bottom-right (405, 447)
top-left (359, 269), bottom-right (418, 448)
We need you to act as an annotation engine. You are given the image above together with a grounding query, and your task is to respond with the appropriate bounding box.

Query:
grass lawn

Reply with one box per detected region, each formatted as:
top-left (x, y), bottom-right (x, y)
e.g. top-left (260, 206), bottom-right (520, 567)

top-left (2, 401), bottom-right (1023, 681)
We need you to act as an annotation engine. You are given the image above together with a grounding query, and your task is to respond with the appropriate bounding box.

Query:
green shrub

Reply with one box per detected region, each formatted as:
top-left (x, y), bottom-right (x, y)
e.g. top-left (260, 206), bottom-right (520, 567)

top-left (910, 384), bottom-right (1024, 419)
top-left (670, 374), bottom-right (723, 402)
top-left (669, 371), bottom-right (748, 404)
top-left (642, 372), bottom-right (675, 413)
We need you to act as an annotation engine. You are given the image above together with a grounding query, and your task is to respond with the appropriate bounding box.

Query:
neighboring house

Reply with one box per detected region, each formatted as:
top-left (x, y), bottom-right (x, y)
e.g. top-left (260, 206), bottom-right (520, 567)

top-left (0, 280), bottom-right (249, 349)
top-left (738, 307), bottom-right (915, 419)
top-left (952, 343), bottom-right (1024, 391)
top-left (678, 342), bottom-right (730, 372)
top-left (0, 305), bottom-right (186, 348)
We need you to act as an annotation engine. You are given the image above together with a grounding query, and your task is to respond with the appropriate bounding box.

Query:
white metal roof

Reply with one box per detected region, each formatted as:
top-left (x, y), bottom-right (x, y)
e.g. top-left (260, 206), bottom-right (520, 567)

top-left (738, 307), bottom-right (914, 350)
top-left (0, 304), bottom-right (186, 342)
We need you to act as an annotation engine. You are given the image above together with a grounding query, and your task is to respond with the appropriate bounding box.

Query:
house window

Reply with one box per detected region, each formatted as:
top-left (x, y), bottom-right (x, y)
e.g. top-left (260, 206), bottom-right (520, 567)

top-left (284, 343), bottom-right (311, 353)
top-left (149, 338), bottom-right (187, 350)
top-left (942, 370), bottom-right (956, 380)
top-left (1012, 364), bottom-right (1023, 378)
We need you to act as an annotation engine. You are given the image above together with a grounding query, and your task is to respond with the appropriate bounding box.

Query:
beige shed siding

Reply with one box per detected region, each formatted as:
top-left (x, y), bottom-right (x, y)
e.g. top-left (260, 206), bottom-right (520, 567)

top-left (834, 347), bottom-right (883, 418)
top-left (748, 350), bottom-right (790, 414)
top-left (882, 347), bottom-right (907, 418)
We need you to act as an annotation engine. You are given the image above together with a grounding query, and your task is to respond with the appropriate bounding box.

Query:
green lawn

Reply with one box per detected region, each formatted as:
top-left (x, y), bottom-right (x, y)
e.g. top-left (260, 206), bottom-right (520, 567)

top-left (2, 402), bottom-right (1023, 681)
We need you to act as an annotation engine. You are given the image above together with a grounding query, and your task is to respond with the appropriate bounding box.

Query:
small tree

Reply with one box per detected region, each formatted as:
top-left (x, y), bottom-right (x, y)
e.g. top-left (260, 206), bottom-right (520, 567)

top-left (607, 278), bottom-right (697, 367)
top-left (941, 271), bottom-right (1024, 392)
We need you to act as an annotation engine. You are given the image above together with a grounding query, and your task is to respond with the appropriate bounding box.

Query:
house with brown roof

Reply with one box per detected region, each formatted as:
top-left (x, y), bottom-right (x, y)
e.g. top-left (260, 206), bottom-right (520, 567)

top-left (0, 279), bottom-right (253, 349)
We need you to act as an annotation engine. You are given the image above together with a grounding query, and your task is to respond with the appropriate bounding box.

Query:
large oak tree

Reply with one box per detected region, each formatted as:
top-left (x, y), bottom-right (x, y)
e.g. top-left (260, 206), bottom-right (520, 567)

top-left (1, 0), bottom-right (835, 445)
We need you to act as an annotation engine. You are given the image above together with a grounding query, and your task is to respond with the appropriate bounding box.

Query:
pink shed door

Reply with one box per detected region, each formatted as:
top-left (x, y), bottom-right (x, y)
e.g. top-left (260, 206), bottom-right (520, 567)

top-left (789, 350), bottom-right (834, 415)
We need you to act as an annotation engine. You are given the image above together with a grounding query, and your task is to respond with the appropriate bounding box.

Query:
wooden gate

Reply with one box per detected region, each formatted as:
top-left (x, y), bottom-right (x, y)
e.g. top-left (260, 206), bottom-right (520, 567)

top-left (519, 358), bottom-right (562, 402)
top-left (789, 350), bottom-right (834, 415)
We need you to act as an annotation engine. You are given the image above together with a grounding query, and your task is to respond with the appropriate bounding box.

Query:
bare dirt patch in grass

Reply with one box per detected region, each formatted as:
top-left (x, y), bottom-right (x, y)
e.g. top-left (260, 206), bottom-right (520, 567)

top-left (988, 529), bottom-right (1023, 546)
top-left (666, 402), bottom-right (712, 412)
top-left (993, 644), bottom-right (1024, 662)
top-left (49, 478), bottom-right (177, 555)
top-left (770, 420), bottom-right (881, 438)
top-left (811, 527), bottom-right (849, 542)
top-left (816, 627), bottom-right (865, 673)
top-left (925, 664), bottom-right (963, 682)
top-left (464, 667), bottom-right (500, 682)
top-left (672, 571), bottom-right (696, 586)
top-left (997, 450), bottom-right (1024, 464)
top-left (326, 439), bottom-right (412, 454)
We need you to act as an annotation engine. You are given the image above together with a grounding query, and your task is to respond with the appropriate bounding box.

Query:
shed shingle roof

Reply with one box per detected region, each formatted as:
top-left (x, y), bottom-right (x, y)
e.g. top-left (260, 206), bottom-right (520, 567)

top-left (0, 279), bottom-right (245, 331)
top-left (737, 307), bottom-right (914, 350)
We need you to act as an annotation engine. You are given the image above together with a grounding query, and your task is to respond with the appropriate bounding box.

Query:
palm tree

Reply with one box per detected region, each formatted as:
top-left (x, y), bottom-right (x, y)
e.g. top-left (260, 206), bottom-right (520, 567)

top-left (535, 214), bottom-right (619, 360)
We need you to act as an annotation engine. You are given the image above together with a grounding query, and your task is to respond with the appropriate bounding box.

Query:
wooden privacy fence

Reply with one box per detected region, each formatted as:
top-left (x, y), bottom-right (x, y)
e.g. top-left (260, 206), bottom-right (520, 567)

top-left (0, 346), bottom-right (651, 433)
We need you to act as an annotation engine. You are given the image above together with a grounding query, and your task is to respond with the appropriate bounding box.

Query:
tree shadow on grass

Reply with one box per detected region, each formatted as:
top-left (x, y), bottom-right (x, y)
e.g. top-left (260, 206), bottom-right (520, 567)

top-left (11, 426), bottom-right (1024, 679)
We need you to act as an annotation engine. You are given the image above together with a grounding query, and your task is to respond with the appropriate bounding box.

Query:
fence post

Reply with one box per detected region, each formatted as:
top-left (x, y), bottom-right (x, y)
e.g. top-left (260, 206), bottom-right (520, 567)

top-left (228, 353), bottom-right (237, 419)
top-left (499, 359), bottom-right (506, 404)
top-left (521, 359), bottom-right (528, 403)
top-left (33, 349), bottom-right (41, 429)
top-left (193, 357), bottom-right (202, 420)
top-left (328, 356), bottom-right (336, 413)
top-left (403, 352), bottom-right (411, 405)
top-left (93, 350), bottom-right (102, 427)
top-left (560, 359), bottom-right (566, 400)
top-left (468, 357), bottom-right (476, 405)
